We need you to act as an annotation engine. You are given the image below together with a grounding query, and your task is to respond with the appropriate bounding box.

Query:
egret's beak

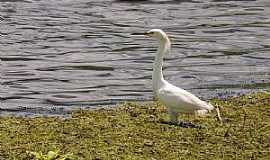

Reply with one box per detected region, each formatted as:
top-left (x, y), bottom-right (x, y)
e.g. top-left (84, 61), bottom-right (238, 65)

top-left (131, 32), bottom-right (149, 36)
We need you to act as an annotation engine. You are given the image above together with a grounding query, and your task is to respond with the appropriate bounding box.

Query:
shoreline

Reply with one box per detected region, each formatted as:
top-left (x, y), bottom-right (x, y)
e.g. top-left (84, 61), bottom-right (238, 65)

top-left (0, 92), bottom-right (269, 159)
top-left (1, 89), bottom-right (268, 117)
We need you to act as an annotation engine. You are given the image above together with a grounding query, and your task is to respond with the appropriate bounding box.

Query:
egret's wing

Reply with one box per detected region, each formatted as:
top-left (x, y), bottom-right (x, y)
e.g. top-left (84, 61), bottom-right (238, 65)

top-left (158, 85), bottom-right (213, 112)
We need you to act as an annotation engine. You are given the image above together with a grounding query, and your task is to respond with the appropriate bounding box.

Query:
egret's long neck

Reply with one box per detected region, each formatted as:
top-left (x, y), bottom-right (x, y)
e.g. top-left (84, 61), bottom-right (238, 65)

top-left (152, 37), bottom-right (170, 95)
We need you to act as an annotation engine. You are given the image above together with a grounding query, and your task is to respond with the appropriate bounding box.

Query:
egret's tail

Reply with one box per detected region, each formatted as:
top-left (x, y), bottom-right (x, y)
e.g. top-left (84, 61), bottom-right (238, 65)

top-left (207, 102), bottom-right (215, 110)
top-left (195, 102), bottom-right (214, 116)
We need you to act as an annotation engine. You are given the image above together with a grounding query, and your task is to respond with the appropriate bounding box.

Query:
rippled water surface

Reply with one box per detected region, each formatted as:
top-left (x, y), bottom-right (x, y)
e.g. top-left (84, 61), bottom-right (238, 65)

top-left (1, 0), bottom-right (270, 116)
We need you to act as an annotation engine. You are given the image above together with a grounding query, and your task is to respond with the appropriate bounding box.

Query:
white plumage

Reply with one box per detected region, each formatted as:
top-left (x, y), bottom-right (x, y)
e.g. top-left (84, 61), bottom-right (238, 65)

top-left (134, 29), bottom-right (217, 124)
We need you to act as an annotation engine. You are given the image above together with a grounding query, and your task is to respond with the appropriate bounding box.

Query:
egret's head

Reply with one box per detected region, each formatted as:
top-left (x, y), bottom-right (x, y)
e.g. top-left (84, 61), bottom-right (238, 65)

top-left (146, 29), bottom-right (171, 50)
top-left (131, 29), bottom-right (171, 54)
top-left (145, 29), bottom-right (167, 39)
top-left (132, 29), bottom-right (169, 41)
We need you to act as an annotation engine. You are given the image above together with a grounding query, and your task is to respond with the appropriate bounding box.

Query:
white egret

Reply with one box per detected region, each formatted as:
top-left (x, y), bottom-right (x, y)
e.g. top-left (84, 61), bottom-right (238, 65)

top-left (132, 29), bottom-right (221, 124)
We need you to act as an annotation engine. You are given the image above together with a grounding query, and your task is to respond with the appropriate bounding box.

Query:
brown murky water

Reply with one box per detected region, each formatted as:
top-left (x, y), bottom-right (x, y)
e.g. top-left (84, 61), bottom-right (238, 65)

top-left (1, 0), bottom-right (270, 116)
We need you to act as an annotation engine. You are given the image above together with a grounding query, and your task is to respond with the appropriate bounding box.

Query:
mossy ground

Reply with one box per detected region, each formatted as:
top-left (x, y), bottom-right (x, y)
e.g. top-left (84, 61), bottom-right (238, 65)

top-left (0, 92), bottom-right (269, 159)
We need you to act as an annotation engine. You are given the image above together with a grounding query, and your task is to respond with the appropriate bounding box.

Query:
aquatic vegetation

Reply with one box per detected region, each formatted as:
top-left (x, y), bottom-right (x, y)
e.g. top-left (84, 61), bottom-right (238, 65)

top-left (28, 150), bottom-right (74, 160)
top-left (0, 92), bottom-right (269, 159)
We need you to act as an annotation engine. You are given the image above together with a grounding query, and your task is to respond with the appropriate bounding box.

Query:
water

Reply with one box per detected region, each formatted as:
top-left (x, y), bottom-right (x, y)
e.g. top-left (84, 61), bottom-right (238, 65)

top-left (1, 0), bottom-right (270, 116)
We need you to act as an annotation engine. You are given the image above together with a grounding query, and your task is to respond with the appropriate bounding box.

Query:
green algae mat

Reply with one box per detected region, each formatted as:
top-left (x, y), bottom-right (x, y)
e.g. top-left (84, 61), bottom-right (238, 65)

top-left (0, 92), bottom-right (269, 159)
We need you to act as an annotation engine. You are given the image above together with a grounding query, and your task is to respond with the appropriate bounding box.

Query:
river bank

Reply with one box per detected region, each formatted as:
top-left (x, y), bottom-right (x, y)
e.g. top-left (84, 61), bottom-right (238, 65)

top-left (0, 92), bottom-right (269, 159)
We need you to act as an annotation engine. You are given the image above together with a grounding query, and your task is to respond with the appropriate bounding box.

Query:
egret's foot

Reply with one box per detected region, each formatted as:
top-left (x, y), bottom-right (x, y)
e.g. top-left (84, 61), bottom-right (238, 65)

top-left (176, 121), bottom-right (204, 128)
top-left (159, 119), bottom-right (204, 128)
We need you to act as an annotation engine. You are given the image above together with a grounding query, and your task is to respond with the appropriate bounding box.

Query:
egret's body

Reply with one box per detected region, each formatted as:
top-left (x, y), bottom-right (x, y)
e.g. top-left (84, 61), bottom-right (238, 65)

top-left (133, 29), bottom-right (217, 123)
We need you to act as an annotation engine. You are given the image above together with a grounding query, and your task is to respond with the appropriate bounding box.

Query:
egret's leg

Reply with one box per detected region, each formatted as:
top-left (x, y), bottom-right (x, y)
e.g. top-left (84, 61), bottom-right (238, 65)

top-left (168, 109), bottom-right (178, 124)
